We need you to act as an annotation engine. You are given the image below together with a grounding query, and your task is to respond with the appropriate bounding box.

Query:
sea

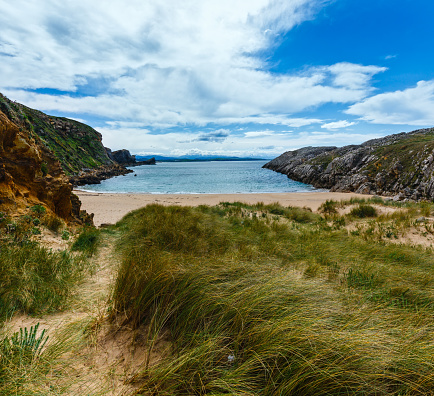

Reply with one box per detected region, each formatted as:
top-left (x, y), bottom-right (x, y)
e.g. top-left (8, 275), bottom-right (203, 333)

top-left (80, 160), bottom-right (318, 194)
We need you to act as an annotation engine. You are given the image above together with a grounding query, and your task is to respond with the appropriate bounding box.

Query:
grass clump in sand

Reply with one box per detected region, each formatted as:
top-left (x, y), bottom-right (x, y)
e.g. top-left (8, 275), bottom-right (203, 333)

top-left (349, 203), bottom-right (378, 218)
top-left (110, 203), bottom-right (434, 395)
top-left (0, 242), bottom-right (89, 322)
top-left (71, 227), bottom-right (101, 256)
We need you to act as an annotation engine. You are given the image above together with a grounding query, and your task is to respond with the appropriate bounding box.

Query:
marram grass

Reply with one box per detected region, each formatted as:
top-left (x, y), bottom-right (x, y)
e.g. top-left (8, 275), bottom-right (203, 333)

top-left (111, 204), bottom-right (434, 395)
top-left (0, 242), bottom-right (89, 321)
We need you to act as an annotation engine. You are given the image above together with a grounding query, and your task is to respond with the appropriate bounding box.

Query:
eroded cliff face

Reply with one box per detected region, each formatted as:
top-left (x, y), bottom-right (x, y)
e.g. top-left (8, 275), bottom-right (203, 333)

top-left (0, 109), bottom-right (78, 220)
top-left (263, 128), bottom-right (434, 201)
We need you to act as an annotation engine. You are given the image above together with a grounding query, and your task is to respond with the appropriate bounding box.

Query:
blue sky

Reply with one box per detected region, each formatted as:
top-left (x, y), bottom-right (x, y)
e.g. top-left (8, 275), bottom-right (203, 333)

top-left (1, 0), bottom-right (433, 158)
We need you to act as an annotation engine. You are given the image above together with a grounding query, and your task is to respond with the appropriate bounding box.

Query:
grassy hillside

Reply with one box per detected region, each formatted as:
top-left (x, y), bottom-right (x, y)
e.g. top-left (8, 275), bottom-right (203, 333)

top-left (1, 199), bottom-right (434, 395)
top-left (0, 94), bottom-right (112, 175)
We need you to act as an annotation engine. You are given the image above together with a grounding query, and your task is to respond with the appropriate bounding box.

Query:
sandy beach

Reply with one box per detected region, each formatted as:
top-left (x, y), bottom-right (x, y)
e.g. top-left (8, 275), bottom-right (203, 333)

top-left (75, 190), bottom-right (372, 226)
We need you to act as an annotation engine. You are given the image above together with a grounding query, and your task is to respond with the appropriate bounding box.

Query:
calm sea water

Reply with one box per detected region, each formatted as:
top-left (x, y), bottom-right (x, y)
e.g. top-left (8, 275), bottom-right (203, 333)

top-left (80, 161), bottom-right (318, 194)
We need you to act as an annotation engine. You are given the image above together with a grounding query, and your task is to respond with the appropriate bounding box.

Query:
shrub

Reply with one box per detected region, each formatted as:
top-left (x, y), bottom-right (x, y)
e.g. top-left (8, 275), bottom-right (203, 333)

top-left (44, 215), bottom-right (64, 233)
top-left (30, 205), bottom-right (46, 217)
top-left (71, 228), bottom-right (100, 256)
top-left (350, 204), bottom-right (377, 218)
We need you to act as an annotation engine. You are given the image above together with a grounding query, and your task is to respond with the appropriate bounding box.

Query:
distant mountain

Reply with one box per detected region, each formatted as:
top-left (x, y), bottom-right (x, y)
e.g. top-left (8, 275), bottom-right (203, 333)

top-left (264, 128), bottom-right (434, 201)
top-left (136, 155), bottom-right (268, 162)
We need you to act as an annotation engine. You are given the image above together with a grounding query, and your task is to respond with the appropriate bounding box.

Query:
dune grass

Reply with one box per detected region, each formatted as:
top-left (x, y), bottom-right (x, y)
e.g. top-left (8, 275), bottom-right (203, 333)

top-left (110, 203), bottom-right (434, 395)
top-left (0, 242), bottom-right (90, 322)
top-left (71, 227), bottom-right (101, 256)
top-left (0, 213), bottom-right (100, 394)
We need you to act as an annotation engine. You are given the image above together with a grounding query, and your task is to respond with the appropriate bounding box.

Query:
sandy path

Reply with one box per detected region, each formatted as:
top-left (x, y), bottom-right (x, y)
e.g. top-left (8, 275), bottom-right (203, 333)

top-left (75, 190), bottom-right (372, 226)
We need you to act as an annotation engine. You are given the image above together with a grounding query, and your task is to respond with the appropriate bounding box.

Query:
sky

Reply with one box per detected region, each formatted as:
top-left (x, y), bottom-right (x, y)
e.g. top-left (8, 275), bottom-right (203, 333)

top-left (1, 0), bottom-right (434, 158)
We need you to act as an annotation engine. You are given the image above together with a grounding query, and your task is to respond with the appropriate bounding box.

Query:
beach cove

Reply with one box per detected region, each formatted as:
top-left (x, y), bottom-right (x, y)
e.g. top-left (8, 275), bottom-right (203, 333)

top-left (75, 190), bottom-right (372, 226)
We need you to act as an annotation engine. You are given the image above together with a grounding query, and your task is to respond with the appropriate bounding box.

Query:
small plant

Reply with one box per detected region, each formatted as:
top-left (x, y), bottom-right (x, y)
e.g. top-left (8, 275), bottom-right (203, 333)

top-left (0, 211), bottom-right (7, 223)
top-left (72, 228), bottom-right (100, 256)
top-left (350, 204), bottom-right (377, 218)
top-left (61, 230), bottom-right (70, 240)
top-left (44, 215), bottom-right (64, 233)
top-left (31, 227), bottom-right (41, 235)
top-left (0, 323), bottom-right (48, 364)
top-left (32, 218), bottom-right (40, 226)
top-left (319, 199), bottom-right (338, 216)
top-left (30, 205), bottom-right (46, 216)
top-left (419, 202), bottom-right (432, 217)
top-left (40, 162), bottom-right (48, 177)
top-left (332, 216), bottom-right (346, 229)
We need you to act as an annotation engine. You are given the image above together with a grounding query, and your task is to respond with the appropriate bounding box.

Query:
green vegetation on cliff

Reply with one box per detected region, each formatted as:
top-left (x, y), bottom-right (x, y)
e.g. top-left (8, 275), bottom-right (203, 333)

top-left (264, 128), bottom-right (434, 200)
top-left (0, 94), bottom-right (112, 175)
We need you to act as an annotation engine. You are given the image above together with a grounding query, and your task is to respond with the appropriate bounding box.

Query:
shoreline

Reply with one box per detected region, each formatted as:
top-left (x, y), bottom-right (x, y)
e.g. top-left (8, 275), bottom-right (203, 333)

top-left (74, 190), bottom-right (372, 226)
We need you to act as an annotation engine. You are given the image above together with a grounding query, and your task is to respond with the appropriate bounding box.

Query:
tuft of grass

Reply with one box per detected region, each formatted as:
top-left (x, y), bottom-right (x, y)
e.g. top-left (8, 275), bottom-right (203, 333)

top-left (319, 199), bottom-right (339, 216)
top-left (44, 214), bottom-right (65, 233)
top-left (71, 228), bottom-right (100, 256)
top-left (349, 204), bottom-right (378, 218)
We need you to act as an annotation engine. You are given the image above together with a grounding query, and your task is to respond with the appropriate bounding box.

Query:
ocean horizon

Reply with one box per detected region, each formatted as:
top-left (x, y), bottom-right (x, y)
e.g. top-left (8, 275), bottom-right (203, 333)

top-left (80, 160), bottom-right (321, 194)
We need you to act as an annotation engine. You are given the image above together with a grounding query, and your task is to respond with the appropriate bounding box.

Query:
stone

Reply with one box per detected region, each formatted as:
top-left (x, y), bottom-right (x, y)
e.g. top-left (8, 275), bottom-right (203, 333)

top-left (263, 127), bottom-right (434, 202)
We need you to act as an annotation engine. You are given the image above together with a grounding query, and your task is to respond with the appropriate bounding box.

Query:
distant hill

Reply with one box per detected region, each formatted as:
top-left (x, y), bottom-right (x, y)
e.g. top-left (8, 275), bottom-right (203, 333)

top-left (264, 128), bottom-right (434, 201)
top-left (136, 155), bottom-right (267, 162)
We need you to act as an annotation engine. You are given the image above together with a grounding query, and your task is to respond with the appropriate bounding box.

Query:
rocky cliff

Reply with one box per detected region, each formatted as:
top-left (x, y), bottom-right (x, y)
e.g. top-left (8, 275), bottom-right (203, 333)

top-left (0, 93), bottom-right (153, 222)
top-left (0, 94), bottom-right (115, 176)
top-left (0, 108), bottom-right (82, 220)
top-left (263, 128), bottom-right (434, 201)
top-left (106, 148), bottom-right (156, 167)
top-left (0, 94), bottom-right (157, 190)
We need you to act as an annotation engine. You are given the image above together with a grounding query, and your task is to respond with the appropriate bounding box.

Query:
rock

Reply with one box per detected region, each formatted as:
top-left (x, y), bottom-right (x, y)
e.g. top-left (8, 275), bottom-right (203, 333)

top-left (111, 149), bottom-right (136, 164)
top-left (69, 164), bottom-right (133, 186)
top-left (393, 193), bottom-right (404, 202)
top-left (0, 109), bottom-right (76, 221)
top-left (264, 127), bottom-right (434, 201)
top-left (416, 217), bottom-right (426, 223)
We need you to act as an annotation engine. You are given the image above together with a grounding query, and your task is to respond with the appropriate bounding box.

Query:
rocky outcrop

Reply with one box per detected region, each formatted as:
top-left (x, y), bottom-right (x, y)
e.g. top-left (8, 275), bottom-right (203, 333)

top-left (0, 94), bottom-right (114, 175)
top-left (69, 164), bottom-right (133, 186)
top-left (263, 128), bottom-right (434, 201)
top-left (106, 148), bottom-right (156, 166)
top-left (0, 109), bottom-right (77, 220)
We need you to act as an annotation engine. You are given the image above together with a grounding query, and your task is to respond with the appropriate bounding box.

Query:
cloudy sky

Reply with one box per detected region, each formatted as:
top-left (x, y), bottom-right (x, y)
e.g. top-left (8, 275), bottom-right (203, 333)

top-left (1, 0), bottom-right (433, 158)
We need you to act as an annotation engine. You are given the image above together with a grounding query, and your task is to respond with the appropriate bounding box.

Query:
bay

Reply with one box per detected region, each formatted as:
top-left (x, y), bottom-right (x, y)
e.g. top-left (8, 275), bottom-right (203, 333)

top-left (80, 160), bottom-right (318, 194)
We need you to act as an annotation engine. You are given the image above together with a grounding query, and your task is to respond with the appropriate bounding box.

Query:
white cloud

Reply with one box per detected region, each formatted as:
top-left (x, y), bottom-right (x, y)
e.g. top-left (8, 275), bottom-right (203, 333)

top-left (321, 120), bottom-right (356, 130)
top-left (244, 131), bottom-right (276, 138)
top-left (0, 0), bottom-right (386, 132)
top-left (328, 63), bottom-right (386, 90)
top-left (346, 80), bottom-right (434, 125)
